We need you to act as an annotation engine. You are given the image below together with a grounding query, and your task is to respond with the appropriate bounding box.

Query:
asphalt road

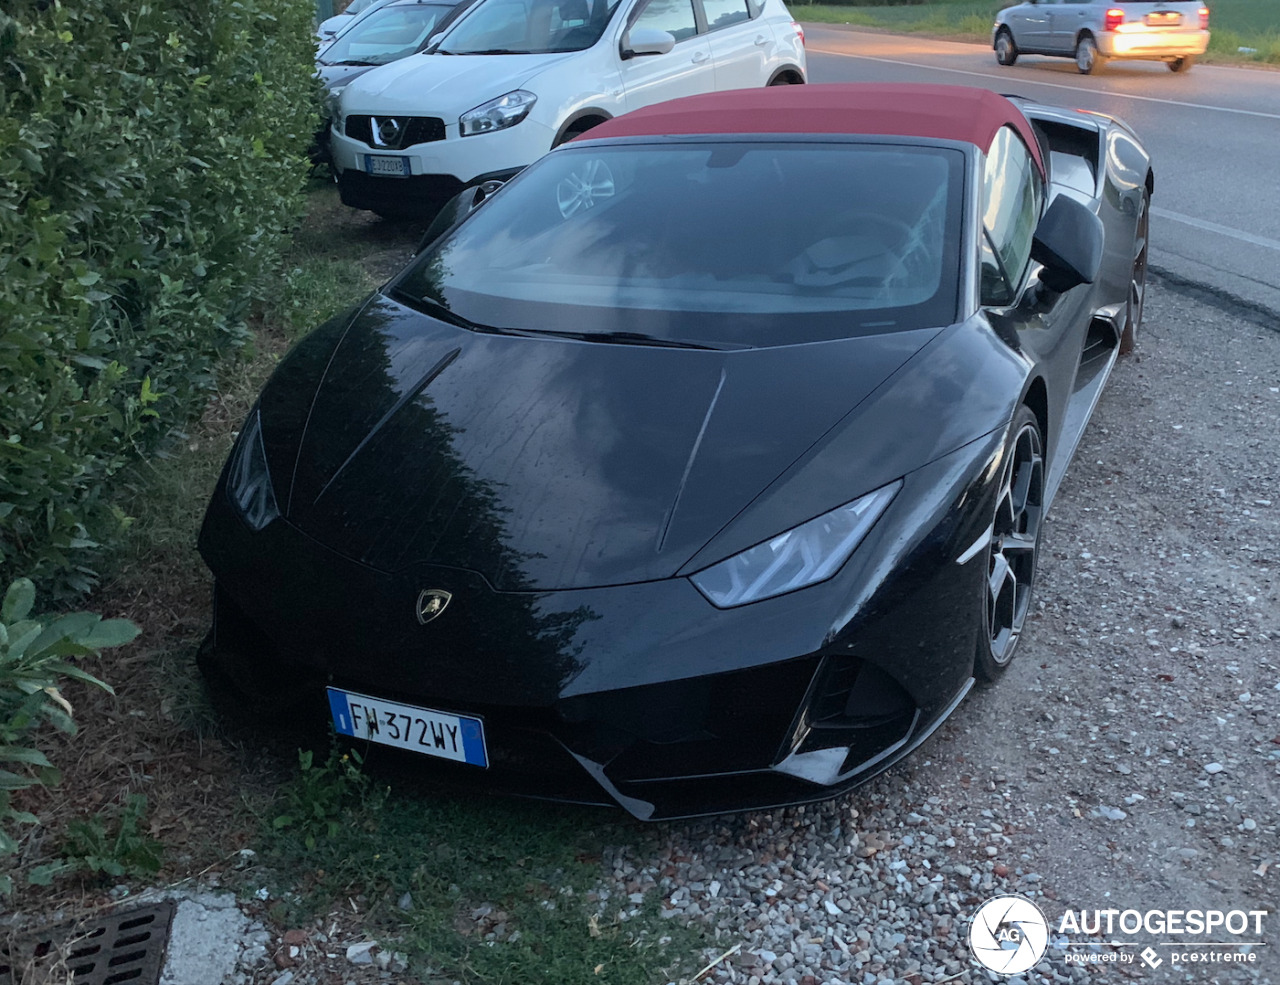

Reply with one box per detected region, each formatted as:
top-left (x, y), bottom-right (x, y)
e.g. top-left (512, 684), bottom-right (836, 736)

top-left (803, 27), bottom-right (1280, 320)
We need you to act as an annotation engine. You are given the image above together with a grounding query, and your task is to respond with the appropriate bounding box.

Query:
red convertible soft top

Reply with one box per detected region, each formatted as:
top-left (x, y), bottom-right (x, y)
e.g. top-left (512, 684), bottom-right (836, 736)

top-left (580, 83), bottom-right (1044, 175)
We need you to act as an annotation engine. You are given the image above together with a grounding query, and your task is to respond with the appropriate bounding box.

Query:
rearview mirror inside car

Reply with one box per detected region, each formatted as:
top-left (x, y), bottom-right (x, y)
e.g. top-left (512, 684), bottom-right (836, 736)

top-left (414, 182), bottom-right (502, 255)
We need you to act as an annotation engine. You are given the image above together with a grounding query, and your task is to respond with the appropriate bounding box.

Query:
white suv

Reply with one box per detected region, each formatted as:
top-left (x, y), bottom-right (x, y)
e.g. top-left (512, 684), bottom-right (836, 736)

top-left (329, 0), bottom-right (806, 216)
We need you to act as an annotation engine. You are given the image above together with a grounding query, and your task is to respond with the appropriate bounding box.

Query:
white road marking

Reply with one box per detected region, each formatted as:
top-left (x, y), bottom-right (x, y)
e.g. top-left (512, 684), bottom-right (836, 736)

top-left (1153, 207), bottom-right (1280, 252)
top-left (807, 47), bottom-right (1280, 121)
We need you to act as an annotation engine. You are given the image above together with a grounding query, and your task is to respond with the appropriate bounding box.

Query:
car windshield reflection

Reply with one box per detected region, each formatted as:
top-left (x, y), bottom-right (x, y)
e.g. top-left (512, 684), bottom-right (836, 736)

top-left (437, 0), bottom-right (622, 54)
top-left (395, 141), bottom-right (965, 347)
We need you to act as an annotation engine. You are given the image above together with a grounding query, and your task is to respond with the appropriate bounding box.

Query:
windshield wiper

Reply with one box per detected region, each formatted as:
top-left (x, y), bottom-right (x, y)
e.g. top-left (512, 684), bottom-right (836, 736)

top-left (455, 47), bottom-right (525, 54)
top-left (389, 289), bottom-right (490, 330)
top-left (389, 290), bottom-right (746, 350)
top-left (482, 327), bottom-right (747, 351)
top-left (325, 58), bottom-right (381, 66)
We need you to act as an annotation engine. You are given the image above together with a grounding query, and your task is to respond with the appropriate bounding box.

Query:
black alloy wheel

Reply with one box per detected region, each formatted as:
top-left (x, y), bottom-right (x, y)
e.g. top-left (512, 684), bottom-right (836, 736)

top-left (1120, 190), bottom-right (1149, 355)
top-left (976, 406), bottom-right (1044, 682)
top-left (995, 29), bottom-right (1018, 66)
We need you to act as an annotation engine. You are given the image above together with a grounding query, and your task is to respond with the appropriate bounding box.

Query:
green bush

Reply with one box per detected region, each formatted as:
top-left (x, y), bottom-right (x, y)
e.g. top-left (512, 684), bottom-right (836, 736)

top-left (0, 0), bottom-right (320, 592)
top-left (0, 577), bottom-right (139, 894)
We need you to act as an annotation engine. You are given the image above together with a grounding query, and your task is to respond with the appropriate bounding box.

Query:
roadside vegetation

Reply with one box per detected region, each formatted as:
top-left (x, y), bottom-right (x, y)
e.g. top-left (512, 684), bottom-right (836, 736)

top-left (793, 0), bottom-right (1280, 64)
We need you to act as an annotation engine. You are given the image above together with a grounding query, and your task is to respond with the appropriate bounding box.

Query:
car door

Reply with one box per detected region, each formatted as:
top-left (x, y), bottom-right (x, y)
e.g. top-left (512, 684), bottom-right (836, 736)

top-left (1049, 0), bottom-right (1092, 52)
top-left (618, 0), bottom-right (716, 111)
top-left (980, 125), bottom-right (1090, 466)
top-left (1009, 0), bottom-right (1056, 51)
top-left (697, 0), bottom-right (768, 90)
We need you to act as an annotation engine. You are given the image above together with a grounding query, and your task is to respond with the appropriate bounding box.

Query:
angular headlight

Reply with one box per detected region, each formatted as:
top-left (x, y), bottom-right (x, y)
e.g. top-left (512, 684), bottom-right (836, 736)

top-left (459, 90), bottom-right (536, 137)
top-left (691, 481), bottom-right (901, 608)
top-left (226, 409), bottom-right (280, 531)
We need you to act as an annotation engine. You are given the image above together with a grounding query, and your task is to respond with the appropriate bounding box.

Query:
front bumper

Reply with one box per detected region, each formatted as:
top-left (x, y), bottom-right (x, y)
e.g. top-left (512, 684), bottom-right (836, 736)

top-left (330, 115), bottom-right (556, 214)
top-left (199, 428), bottom-right (1006, 819)
top-left (1098, 28), bottom-right (1209, 59)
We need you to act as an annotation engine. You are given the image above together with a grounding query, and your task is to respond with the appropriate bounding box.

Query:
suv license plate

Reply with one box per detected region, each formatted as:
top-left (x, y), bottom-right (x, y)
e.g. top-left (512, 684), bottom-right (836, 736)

top-left (327, 687), bottom-right (488, 767)
top-left (365, 155), bottom-right (410, 177)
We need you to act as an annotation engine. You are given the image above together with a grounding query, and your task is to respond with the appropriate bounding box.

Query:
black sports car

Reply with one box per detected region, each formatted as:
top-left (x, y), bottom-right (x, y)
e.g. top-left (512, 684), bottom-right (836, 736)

top-left (199, 84), bottom-right (1152, 820)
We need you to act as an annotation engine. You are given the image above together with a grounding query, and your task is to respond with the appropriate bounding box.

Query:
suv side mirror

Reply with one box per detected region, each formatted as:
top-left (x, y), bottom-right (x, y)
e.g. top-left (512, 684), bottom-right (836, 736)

top-left (623, 28), bottom-right (676, 58)
top-left (1031, 194), bottom-right (1103, 294)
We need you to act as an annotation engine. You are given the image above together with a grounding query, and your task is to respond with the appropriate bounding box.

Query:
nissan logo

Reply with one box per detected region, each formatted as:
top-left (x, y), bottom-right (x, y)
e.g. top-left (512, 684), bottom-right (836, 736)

top-left (374, 116), bottom-right (402, 146)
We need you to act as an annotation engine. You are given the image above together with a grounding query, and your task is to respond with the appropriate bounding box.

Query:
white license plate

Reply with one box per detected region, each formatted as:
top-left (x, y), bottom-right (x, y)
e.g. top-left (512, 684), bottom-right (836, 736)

top-left (365, 154), bottom-right (410, 177)
top-left (327, 687), bottom-right (487, 767)
top-left (1144, 11), bottom-right (1182, 25)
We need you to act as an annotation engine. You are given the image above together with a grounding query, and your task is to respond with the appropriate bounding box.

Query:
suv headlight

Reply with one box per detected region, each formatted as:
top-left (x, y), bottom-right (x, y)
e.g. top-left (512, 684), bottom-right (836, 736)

top-left (226, 409), bottom-right (280, 531)
top-left (691, 481), bottom-right (901, 608)
top-left (460, 90), bottom-right (537, 137)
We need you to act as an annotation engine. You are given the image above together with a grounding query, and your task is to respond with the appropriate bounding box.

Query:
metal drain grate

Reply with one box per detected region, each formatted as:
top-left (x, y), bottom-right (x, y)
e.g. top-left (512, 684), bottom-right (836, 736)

top-left (0, 901), bottom-right (174, 985)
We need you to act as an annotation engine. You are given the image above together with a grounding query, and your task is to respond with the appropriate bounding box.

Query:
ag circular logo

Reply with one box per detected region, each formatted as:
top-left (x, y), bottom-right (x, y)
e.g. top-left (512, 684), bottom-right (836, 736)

top-left (969, 894), bottom-right (1049, 975)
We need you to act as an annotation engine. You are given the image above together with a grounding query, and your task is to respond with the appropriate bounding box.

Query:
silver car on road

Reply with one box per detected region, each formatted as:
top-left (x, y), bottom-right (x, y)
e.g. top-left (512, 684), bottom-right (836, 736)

top-left (993, 0), bottom-right (1209, 74)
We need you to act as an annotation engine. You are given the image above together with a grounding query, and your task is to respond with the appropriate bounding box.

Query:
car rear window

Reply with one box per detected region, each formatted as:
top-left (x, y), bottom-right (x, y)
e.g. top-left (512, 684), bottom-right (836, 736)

top-left (396, 141), bottom-right (965, 347)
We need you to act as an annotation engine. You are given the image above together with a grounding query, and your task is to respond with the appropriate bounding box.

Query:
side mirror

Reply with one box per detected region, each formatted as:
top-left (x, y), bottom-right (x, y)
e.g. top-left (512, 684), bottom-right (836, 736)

top-left (413, 181), bottom-right (503, 254)
top-left (623, 28), bottom-right (676, 58)
top-left (1031, 194), bottom-right (1103, 294)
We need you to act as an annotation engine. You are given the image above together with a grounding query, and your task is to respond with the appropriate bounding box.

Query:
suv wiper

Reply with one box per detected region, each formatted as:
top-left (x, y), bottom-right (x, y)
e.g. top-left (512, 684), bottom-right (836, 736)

top-left (456, 47), bottom-right (525, 54)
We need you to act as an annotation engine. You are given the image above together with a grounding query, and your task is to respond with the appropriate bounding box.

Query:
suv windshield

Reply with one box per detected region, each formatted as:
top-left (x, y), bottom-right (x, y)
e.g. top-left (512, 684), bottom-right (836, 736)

top-left (321, 2), bottom-right (457, 65)
top-left (394, 141), bottom-right (965, 348)
top-left (437, 0), bottom-right (621, 53)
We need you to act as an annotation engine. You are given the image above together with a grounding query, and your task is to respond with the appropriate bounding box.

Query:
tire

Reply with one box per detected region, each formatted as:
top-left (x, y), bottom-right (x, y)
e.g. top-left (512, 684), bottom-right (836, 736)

top-left (768, 74), bottom-right (797, 86)
top-left (1168, 55), bottom-right (1196, 72)
top-left (1119, 189), bottom-right (1149, 355)
top-left (974, 405), bottom-right (1045, 683)
top-left (995, 29), bottom-right (1018, 66)
top-left (1075, 35), bottom-right (1103, 74)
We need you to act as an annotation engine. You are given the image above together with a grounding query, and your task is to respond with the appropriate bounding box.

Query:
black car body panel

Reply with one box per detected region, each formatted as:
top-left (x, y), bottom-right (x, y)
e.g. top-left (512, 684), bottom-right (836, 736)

top-left (199, 86), bottom-right (1152, 819)
top-left (274, 294), bottom-right (943, 590)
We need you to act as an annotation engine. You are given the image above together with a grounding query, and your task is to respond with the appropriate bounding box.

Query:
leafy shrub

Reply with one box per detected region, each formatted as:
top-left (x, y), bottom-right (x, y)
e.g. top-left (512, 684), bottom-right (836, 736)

top-left (0, 577), bottom-right (139, 894)
top-left (272, 744), bottom-right (386, 852)
top-left (47, 793), bottom-right (163, 883)
top-left (0, 0), bottom-right (320, 592)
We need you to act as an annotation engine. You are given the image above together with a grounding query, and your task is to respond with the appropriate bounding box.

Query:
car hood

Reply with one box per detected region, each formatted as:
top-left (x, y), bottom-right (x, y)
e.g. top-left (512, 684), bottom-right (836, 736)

top-left (317, 63), bottom-right (377, 90)
top-left (272, 296), bottom-right (942, 591)
top-left (339, 51), bottom-right (578, 116)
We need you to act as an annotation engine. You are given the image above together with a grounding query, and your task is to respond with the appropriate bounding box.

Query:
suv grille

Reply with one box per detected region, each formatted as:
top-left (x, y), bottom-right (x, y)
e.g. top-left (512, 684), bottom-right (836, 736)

top-left (344, 115), bottom-right (447, 149)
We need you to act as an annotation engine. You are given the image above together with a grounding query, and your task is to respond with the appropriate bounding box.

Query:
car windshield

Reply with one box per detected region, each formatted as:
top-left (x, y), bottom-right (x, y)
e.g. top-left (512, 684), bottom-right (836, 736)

top-left (394, 141), bottom-right (965, 347)
top-left (320, 2), bottom-right (457, 64)
top-left (437, 0), bottom-right (621, 54)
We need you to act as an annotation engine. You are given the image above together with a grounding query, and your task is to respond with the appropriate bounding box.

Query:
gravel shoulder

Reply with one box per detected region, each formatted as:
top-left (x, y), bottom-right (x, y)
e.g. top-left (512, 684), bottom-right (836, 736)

top-left (609, 280), bottom-right (1279, 985)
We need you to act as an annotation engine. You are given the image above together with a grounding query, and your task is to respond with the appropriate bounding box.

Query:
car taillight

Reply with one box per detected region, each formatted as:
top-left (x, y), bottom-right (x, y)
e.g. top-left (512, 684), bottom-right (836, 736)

top-left (1199, 6), bottom-right (1209, 30)
top-left (1104, 8), bottom-right (1124, 31)
top-left (792, 20), bottom-right (804, 46)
